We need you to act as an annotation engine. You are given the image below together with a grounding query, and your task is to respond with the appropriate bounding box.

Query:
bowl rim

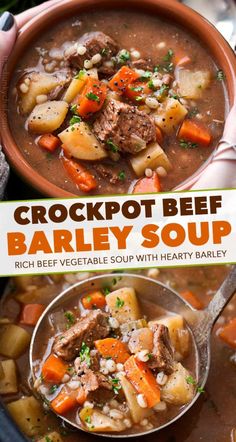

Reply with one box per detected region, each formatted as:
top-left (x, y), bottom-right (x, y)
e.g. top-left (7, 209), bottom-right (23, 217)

top-left (0, 0), bottom-right (236, 198)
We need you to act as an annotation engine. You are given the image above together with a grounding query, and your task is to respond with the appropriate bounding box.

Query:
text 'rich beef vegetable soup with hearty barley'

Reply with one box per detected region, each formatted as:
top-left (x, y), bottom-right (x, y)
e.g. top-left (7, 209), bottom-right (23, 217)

top-left (9, 10), bottom-right (227, 195)
top-left (0, 267), bottom-right (235, 441)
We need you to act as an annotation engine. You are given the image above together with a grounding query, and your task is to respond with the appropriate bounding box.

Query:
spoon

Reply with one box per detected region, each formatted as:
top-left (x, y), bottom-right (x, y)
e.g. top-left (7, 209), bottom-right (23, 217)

top-left (30, 267), bottom-right (236, 438)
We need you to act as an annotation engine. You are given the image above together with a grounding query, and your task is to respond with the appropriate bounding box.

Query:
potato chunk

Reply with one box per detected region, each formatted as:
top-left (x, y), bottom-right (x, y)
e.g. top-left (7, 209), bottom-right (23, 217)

top-left (7, 396), bottom-right (47, 436)
top-left (0, 324), bottom-right (30, 358)
top-left (130, 142), bottom-right (172, 177)
top-left (149, 315), bottom-right (190, 358)
top-left (161, 363), bottom-right (195, 405)
top-left (155, 98), bottom-right (188, 134)
top-left (18, 72), bottom-right (67, 115)
top-left (58, 122), bottom-right (107, 161)
top-left (63, 76), bottom-right (87, 103)
top-left (178, 69), bottom-right (211, 99)
top-left (28, 101), bottom-right (68, 133)
top-left (128, 328), bottom-right (153, 353)
top-left (106, 287), bottom-right (141, 324)
top-left (120, 375), bottom-right (152, 423)
top-left (0, 359), bottom-right (18, 394)
top-left (38, 432), bottom-right (63, 442)
top-left (149, 315), bottom-right (184, 350)
top-left (80, 407), bottom-right (126, 432)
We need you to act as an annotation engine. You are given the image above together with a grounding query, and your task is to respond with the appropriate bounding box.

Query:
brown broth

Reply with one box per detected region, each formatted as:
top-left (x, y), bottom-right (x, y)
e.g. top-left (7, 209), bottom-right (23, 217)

top-left (9, 10), bottom-right (227, 195)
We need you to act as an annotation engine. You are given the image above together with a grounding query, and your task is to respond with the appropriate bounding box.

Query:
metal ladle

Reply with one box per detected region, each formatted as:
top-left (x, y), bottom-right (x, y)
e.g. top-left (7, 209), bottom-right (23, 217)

top-left (30, 267), bottom-right (236, 438)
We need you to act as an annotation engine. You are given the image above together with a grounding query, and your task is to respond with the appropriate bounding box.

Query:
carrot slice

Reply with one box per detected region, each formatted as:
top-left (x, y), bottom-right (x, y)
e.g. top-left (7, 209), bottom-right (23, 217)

top-left (156, 126), bottom-right (163, 144)
top-left (95, 338), bottom-right (130, 364)
top-left (133, 172), bottom-right (161, 194)
top-left (77, 77), bottom-right (107, 118)
top-left (125, 80), bottom-right (151, 103)
top-left (51, 388), bottom-right (77, 415)
top-left (178, 119), bottom-right (211, 147)
top-left (219, 317), bottom-right (236, 348)
top-left (20, 303), bottom-right (45, 326)
top-left (38, 134), bottom-right (61, 152)
top-left (42, 354), bottom-right (68, 383)
top-left (109, 66), bottom-right (139, 94)
top-left (82, 291), bottom-right (106, 310)
top-left (180, 290), bottom-right (204, 310)
top-left (124, 355), bottom-right (160, 407)
top-left (62, 156), bottom-right (97, 192)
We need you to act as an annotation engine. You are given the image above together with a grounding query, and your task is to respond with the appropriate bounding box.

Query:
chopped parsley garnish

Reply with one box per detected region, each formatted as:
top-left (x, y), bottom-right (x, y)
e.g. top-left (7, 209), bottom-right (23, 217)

top-left (216, 69), bottom-right (225, 81)
top-left (130, 85), bottom-right (144, 92)
top-left (85, 415), bottom-right (92, 424)
top-left (148, 80), bottom-right (155, 90)
top-left (154, 50), bottom-right (174, 73)
top-left (169, 92), bottom-right (180, 100)
top-left (75, 69), bottom-right (86, 80)
top-left (107, 139), bottom-right (119, 153)
top-left (70, 104), bottom-right (77, 113)
top-left (111, 377), bottom-right (121, 394)
top-left (135, 96), bottom-right (143, 102)
top-left (118, 170), bottom-right (126, 181)
top-left (118, 49), bottom-right (130, 63)
top-left (186, 375), bottom-right (196, 385)
top-left (80, 342), bottom-right (91, 367)
top-left (186, 376), bottom-right (205, 394)
top-left (64, 311), bottom-right (76, 328)
top-left (86, 295), bottom-right (92, 303)
top-left (163, 49), bottom-right (174, 62)
top-left (103, 286), bottom-right (111, 295)
top-left (155, 84), bottom-right (169, 100)
top-left (45, 437), bottom-right (53, 442)
top-left (188, 107), bottom-right (199, 118)
top-left (86, 92), bottom-right (100, 102)
top-left (101, 48), bottom-right (108, 56)
top-left (154, 65), bottom-right (161, 73)
top-left (116, 296), bottom-right (124, 308)
top-left (49, 384), bottom-right (58, 395)
top-left (140, 71), bottom-right (152, 81)
top-left (70, 115), bottom-right (81, 125)
top-left (163, 62), bottom-right (174, 73)
top-left (179, 139), bottom-right (198, 149)
top-left (197, 386), bottom-right (205, 394)
top-left (147, 353), bottom-right (153, 360)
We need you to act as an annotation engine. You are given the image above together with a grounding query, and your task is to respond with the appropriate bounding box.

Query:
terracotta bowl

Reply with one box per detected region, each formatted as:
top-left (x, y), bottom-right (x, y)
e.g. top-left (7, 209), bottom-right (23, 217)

top-left (0, 0), bottom-right (236, 198)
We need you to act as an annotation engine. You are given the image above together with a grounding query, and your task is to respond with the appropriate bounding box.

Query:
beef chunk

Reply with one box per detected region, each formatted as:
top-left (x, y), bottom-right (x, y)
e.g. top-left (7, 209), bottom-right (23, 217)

top-left (93, 163), bottom-right (120, 185)
top-left (148, 324), bottom-right (174, 374)
top-left (74, 350), bottom-right (112, 393)
top-left (80, 369), bottom-right (111, 392)
top-left (74, 349), bottom-right (100, 374)
top-left (80, 369), bottom-right (112, 392)
top-left (65, 32), bottom-right (119, 70)
top-left (53, 310), bottom-right (110, 361)
top-left (131, 58), bottom-right (154, 71)
top-left (93, 99), bottom-right (156, 154)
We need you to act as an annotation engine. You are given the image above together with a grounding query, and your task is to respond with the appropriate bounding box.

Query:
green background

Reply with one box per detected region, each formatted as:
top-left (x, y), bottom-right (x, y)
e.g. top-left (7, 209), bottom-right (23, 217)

top-left (0, 0), bottom-right (44, 14)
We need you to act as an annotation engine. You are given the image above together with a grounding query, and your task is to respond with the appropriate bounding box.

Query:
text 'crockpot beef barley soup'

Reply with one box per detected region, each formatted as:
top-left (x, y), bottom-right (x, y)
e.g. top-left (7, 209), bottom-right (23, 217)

top-left (9, 10), bottom-right (227, 195)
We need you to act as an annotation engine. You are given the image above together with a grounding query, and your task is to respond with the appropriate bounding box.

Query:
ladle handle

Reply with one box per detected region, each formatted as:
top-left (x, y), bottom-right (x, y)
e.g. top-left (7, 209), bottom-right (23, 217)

top-left (206, 265), bottom-right (236, 327)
